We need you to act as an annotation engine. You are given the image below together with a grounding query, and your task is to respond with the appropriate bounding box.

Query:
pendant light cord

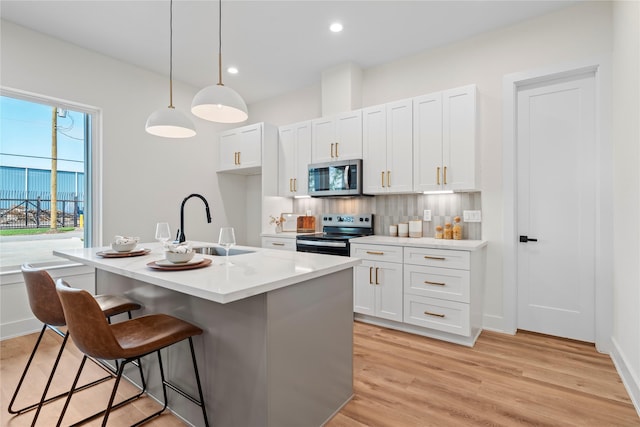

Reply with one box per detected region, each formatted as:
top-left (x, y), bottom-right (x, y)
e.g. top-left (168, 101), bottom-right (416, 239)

top-left (217, 0), bottom-right (224, 86)
top-left (168, 0), bottom-right (175, 108)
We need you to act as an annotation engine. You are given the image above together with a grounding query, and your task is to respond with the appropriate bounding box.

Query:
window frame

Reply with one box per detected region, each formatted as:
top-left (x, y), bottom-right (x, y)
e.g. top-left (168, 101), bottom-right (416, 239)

top-left (0, 86), bottom-right (102, 270)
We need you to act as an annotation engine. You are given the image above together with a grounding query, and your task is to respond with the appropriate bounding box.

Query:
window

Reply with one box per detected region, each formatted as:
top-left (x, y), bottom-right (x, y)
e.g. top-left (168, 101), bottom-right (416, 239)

top-left (0, 90), bottom-right (98, 271)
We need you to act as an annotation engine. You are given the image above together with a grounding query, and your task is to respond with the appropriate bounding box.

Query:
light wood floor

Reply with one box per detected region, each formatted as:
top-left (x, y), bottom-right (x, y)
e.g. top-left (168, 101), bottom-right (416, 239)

top-left (2, 322), bottom-right (638, 426)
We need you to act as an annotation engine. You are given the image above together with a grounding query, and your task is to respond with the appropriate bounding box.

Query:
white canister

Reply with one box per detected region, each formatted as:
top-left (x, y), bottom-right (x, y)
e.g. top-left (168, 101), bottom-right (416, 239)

top-left (398, 223), bottom-right (409, 237)
top-left (409, 220), bottom-right (423, 238)
top-left (389, 224), bottom-right (398, 236)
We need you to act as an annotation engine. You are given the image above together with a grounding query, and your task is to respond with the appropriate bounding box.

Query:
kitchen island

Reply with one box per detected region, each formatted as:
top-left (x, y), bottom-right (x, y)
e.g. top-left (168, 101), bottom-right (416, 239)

top-left (53, 243), bottom-right (360, 427)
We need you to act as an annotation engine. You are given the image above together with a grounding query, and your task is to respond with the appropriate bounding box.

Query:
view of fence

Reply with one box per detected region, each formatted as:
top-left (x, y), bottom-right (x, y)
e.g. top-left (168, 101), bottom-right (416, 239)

top-left (0, 191), bottom-right (84, 229)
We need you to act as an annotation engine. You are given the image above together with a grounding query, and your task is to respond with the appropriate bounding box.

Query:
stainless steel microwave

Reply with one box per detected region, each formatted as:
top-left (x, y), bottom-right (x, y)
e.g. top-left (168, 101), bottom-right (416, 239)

top-left (308, 159), bottom-right (363, 197)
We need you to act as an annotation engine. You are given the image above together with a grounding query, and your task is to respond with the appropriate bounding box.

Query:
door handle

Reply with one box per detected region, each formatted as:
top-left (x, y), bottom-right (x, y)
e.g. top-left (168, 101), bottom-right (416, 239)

top-left (519, 235), bottom-right (538, 243)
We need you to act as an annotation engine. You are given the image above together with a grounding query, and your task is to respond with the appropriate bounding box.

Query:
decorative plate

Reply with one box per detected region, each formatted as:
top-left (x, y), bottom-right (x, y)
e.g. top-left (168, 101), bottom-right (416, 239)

top-left (146, 258), bottom-right (212, 271)
top-left (97, 248), bottom-right (151, 258)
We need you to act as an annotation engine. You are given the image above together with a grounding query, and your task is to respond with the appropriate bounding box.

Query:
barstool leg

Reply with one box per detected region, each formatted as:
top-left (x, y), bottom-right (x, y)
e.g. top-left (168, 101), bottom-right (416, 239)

top-left (56, 354), bottom-right (88, 427)
top-left (101, 360), bottom-right (126, 427)
top-left (30, 331), bottom-right (70, 426)
top-left (8, 324), bottom-right (48, 414)
top-left (188, 337), bottom-right (210, 427)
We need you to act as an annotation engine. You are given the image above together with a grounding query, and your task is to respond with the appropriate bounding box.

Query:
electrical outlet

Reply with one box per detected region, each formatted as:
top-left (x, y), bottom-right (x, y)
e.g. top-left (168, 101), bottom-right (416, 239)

top-left (423, 210), bottom-right (432, 221)
top-left (463, 210), bottom-right (482, 222)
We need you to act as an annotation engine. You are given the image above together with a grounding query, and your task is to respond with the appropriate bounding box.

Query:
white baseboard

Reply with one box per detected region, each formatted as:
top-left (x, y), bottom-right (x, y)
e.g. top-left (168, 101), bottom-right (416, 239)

top-left (0, 317), bottom-right (40, 341)
top-left (482, 313), bottom-right (515, 334)
top-left (610, 337), bottom-right (640, 417)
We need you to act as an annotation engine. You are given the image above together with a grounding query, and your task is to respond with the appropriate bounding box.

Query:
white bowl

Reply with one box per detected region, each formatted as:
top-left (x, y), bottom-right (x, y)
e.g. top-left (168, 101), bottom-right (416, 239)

top-left (165, 250), bottom-right (195, 264)
top-left (111, 241), bottom-right (138, 252)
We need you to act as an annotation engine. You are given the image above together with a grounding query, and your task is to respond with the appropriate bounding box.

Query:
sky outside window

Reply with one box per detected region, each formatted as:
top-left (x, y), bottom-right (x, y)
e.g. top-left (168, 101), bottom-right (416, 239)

top-left (1, 96), bottom-right (85, 172)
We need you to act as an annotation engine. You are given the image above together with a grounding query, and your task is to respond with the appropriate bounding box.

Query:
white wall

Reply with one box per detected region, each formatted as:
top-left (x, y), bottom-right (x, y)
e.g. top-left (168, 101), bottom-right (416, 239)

top-left (612, 0), bottom-right (640, 411)
top-left (0, 20), bottom-right (247, 246)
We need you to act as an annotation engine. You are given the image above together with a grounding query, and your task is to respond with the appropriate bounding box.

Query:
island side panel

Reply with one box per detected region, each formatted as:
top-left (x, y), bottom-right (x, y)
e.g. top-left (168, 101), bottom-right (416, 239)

top-left (267, 267), bottom-right (354, 427)
top-left (96, 269), bottom-right (269, 427)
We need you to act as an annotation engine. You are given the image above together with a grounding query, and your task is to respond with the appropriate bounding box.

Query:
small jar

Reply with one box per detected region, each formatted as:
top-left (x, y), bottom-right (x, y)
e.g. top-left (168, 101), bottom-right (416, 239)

top-left (453, 216), bottom-right (463, 240)
top-left (398, 223), bottom-right (409, 238)
top-left (435, 225), bottom-right (444, 239)
top-left (444, 223), bottom-right (453, 240)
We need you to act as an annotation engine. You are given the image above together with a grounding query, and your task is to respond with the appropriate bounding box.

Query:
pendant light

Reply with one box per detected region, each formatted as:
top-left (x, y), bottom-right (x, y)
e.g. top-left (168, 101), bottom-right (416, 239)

top-left (145, 0), bottom-right (196, 138)
top-left (191, 0), bottom-right (248, 123)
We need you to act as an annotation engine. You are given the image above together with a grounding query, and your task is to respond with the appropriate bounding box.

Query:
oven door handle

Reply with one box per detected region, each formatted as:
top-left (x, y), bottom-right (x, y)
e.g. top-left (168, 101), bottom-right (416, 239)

top-left (296, 240), bottom-right (348, 248)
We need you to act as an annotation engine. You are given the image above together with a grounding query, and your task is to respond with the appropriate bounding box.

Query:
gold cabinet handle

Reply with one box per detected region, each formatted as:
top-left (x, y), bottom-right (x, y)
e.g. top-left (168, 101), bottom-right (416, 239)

top-left (424, 255), bottom-right (446, 261)
top-left (436, 166), bottom-right (441, 185)
top-left (335, 142), bottom-right (339, 157)
top-left (381, 171), bottom-right (385, 187)
top-left (375, 267), bottom-right (379, 285)
top-left (293, 178), bottom-right (297, 192)
top-left (369, 266), bottom-right (373, 284)
top-left (444, 166), bottom-right (447, 185)
top-left (366, 251), bottom-right (384, 255)
top-left (238, 151), bottom-right (241, 165)
top-left (424, 311), bottom-right (445, 318)
top-left (387, 170), bottom-right (391, 187)
top-left (330, 143), bottom-right (335, 158)
top-left (424, 280), bottom-right (446, 286)
top-left (272, 242), bottom-right (285, 246)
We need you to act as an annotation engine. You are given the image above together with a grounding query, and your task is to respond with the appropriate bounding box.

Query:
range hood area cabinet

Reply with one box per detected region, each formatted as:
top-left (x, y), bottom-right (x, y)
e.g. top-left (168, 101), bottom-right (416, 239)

top-left (362, 99), bottom-right (414, 195)
top-left (278, 121), bottom-right (312, 197)
top-left (218, 122), bottom-right (277, 175)
top-left (311, 110), bottom-right (363, 163)
top-left (413, 84), bottom-right (478, 192)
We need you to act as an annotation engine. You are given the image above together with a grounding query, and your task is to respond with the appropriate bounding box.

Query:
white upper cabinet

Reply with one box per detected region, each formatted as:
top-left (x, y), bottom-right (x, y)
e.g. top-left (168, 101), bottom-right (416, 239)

top-left (363, 99), bottom-right (413, 194)
top-left (311, 110), bottom-right (362, 163)
top-left (414, 84), bottom-right (478, 192)
top-left (278, 121), bottom-right (312, 197)
top-left (218, 123), bottom-right (263, 174)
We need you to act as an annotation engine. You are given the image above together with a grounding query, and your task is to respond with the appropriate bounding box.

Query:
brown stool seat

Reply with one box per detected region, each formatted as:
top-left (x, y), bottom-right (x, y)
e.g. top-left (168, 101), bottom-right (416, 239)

top-left (8, 264), bottom-right (142, 425)
top-left (94, 294), bottom-right (143, 318)
top-left (55, 280), bottom-right (209, 427)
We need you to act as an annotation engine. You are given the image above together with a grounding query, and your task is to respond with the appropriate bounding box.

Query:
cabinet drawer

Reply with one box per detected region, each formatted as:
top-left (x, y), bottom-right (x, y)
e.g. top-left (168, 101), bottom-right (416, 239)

top-left (261, 237), bottom-right (295, 251)
top-left (404, 264), bottom-right (470, 303)
top-left (404, 247), bottom-right (470, 270)
top-left (404, 295), bottom-right (470, 336)
top-left (351, 244), bottom-right (403, 263)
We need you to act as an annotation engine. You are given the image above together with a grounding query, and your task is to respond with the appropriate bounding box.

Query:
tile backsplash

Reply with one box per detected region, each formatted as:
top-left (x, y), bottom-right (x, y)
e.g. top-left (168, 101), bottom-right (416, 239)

top-left (293, 192), bottom-right (482, 240)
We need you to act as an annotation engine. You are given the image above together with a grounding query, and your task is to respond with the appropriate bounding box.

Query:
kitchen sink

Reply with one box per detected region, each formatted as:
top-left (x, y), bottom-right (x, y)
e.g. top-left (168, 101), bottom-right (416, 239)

top-left (192, 246), bottom-right (254, 256)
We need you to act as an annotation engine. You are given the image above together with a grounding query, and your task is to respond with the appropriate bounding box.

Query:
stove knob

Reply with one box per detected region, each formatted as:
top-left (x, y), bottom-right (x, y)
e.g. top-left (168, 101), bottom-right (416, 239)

top-left (365, 217), bottom-right (370, 222)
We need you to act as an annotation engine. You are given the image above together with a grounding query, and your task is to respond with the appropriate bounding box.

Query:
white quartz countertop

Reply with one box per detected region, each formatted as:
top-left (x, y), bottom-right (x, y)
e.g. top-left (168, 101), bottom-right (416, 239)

top-left (350, 235), bottom-right (487, 251)
top-left (53, 242), bottom-right (359, 304)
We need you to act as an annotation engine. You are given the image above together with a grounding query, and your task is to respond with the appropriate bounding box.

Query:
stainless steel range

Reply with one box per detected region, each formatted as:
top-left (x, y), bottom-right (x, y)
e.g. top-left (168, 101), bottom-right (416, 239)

top-left (296, 213), bottom-right (374, 256)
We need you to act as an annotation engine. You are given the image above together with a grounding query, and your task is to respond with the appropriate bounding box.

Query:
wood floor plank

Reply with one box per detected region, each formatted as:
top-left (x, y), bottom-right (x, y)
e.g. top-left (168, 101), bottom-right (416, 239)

top-left (2, 322), bottom-right (638, 426)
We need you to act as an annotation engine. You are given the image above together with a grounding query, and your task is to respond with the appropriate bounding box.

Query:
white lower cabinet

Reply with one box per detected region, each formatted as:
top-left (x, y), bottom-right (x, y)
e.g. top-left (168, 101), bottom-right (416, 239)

top-left (261, 236), bottom-right (296, 251)
top-left (351, 244), bottom-right (403, 322)
top-left (351, 239), bottom-right (486, 347)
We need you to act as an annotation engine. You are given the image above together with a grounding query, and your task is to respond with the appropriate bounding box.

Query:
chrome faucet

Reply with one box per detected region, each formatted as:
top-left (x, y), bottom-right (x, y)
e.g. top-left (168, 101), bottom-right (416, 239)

top-left (176, 193), bottom-right (212, 243)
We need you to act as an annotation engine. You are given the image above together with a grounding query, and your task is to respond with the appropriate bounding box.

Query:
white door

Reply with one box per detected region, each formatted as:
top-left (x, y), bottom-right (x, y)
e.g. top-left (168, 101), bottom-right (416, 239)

top-left (386, 99), bottom-right (413, 193)
top-left (516, 71), bottom-right (596, 342)
top-left (278, 125), bottom-right (296, 196)
top-left (362, 105), bottom-right (387, 194)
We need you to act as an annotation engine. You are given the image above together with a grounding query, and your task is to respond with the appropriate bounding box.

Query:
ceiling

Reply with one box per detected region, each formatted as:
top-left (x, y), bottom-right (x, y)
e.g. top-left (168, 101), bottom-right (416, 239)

top-left (0, 0), bottom-right (578, 105)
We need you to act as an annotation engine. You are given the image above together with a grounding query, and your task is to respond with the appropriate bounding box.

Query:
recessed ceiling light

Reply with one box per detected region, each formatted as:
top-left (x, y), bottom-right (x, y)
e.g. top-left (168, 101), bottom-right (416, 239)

top-left (329, 22), bottom-right (343, 33)
top-left (227, 66), bottom-right (239, 74)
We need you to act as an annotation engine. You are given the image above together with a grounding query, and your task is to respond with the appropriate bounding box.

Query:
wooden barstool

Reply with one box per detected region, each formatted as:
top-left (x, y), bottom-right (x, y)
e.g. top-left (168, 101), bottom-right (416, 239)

top-left (8, 264), bottom-right (142, 426)
top-left (55, 279), bottom-right (209, 427)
